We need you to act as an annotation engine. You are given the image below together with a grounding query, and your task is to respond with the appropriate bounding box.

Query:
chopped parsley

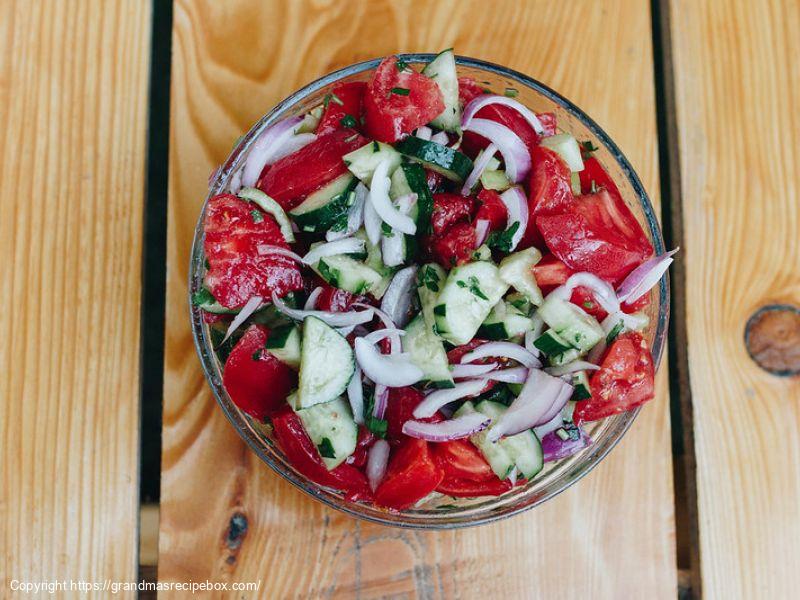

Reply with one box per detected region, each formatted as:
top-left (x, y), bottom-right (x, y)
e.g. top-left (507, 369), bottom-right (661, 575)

top-left (395, 57), bottom-right (409, 72)
top-left (606, 320), bottom-right (624, 345)
top-left (583, 301), bottom-right (595, 310)
top-left (390, 87), bottom-right (410, 96)
top-left (419, 265), bottom-right (440, 292)
top-left (486, 222), bottom-right (520, 253)
top-left (456, 276), bottom-right (488, 301)
top-left (317, 438), bottom-right (336, 459)
top-left (381, 222), bottom-right (394, 237)
top-left (191, 287), bottom-right (215, 306)
top-left (323, 92), bottom-right (344, 108)
top-left (329, 215), bottom-right (348, 232)
top-left (317, 259), bottom-right (340, 287)
top-left (250, 209), bottom-right (264, 223)
top-left (364, 392), bottom-right (388, 438)
top-left (339, 114), bottom-right (357, 128)
top-left (372, 140), bottom-right (380, 153)
top-left (581, 140), bottom-right (599, 156)
top-left (251, 350), bottom-right (262, 361)
top-left (504, 87), bottom-right (519, 98)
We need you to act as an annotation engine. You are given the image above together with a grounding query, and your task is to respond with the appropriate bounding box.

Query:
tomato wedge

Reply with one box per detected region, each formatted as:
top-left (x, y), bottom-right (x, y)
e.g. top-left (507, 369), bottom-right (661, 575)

top-left (432, 440), bottom-right (495, 482)
top-left (427, 221), bottom-right (476, 268)
top-left (223, 325), bottom-right (297, 420)
top-left (315, 81), bottom-right (366, 136)
top-left (272, 407), bottom-right (372, 501)
top-left (385, 386), bottom-right (443, 442)
top-left (204, 194), bottom-right (304, 309)
top-left (436, 477), bottom-right (513, 498)
top-left (532, 254), bottom-right (573, 291)
top-left (431, 192), bottom-right (475, 235)
top-left (374, 438), bottom-right (444, 509)
top-left (573, 332), bottom-right (655, 423)
top-left (475, 188), bottom-right (508, 231)
top-left (363, 56), bottom-right (445, 143)
top-left (314, 283), bottom-right (365, 312)
top-left (257, 129), bottom-right (367, 210)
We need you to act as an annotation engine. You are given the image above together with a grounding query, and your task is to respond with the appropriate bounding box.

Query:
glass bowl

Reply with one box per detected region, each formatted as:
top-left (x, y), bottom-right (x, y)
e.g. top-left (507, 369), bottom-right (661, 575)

top-left (189, 54), bottom-right (669, 529)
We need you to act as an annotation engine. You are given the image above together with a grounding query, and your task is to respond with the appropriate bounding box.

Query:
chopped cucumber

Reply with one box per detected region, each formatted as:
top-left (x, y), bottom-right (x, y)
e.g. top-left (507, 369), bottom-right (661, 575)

top-left (477, 301), bottom-right (533, 340)
top-left (289, 174), bottom-right (356, 233)
top-left (296, 316), bottom-right (355, 408)
top-left (422, 49), bottom-right (461, 132)
top-left (506, 292), bottom-right (533, 316)
top-left (498, 248), bottom-right (544, 306)
top-left (296, 106), bottom-right (323, 134)
top-left (394, 137), bottom-right (473, 182)
top-left (433, 261), bottom-right (509, 345)
top-left (403, 314), bottom-right (454, 388)
top-left (570, 171), bottom-right (582, 196)
top-left (390, 166), bottom-right (413, 200)
top-left (343, 141), bottom-right (403, 182)
top-left (475, 400), bottom-right (543, 480)
top-left (570, 371), bottom-right (592, 401)
top-left (265, 324), bottom-right (301, 369)
top-left (534, 329), bottom-right (574, 357)
top-left (537, 295), bottom-right (604, 353)
top-left (416, 263), bottom-right (446, 336)
top-left (471, 244), bottom-right (492, 261)
top-left (481, 169), bottom-right (511, 191)
top-left (400, 163), bottom-right (434, 234)
top-left (455, 401), bottom-right (515, 480)
top-left (540, 133), bottom-right (584, 172)
top-left (549, 348), bottom-right (581, 366)
top-left (294, 396), bottom-right (357, 470)
top-left (312, 254), bottom-right (385, 296)
top-left (237, 187), bottom-right (295, 243)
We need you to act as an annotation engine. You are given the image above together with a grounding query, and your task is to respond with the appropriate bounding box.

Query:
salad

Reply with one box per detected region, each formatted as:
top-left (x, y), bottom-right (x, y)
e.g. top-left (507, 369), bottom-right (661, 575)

top-left (195, 50), bottom-right (675, 510)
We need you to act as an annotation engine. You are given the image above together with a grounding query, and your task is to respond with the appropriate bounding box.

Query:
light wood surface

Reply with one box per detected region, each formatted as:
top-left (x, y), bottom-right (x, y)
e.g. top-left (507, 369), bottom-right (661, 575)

top-left (0, 0), bottom-right (151, 594)
top-left (670, 0), bottom-right (800, 596)
top-left (159, 1), bottom-right (676, 597)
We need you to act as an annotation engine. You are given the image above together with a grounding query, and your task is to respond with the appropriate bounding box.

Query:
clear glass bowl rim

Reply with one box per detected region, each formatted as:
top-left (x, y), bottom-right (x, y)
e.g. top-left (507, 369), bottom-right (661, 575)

top-left (189, 53), bottom-right (669, 529)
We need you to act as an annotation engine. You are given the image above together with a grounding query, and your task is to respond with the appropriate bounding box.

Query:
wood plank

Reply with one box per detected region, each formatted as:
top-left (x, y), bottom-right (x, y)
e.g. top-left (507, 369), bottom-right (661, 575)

top-left (0, 0), bottom-right (151, 592)
top-left (160, 1), bottom-right (676, 597)
top-left (670, 0), bottom-right (800, 596)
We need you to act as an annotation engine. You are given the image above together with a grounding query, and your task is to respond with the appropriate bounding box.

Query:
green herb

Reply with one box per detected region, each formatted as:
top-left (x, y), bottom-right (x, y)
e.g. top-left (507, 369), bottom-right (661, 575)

top-left (192, 287), bottom-right (215, 306)
top-left (583, 301), bottom-right (595, 310)
top-left (265, 324), bottom-right (293, 349)
top-left (251, 350), bottom-right (262, 361)
top-left (340, 114), bottom-right (357, 128)
top-left (317, 438), bottom-right (336, 459)
top-left (390, 87), bottom-right (410, 96)
top-left (210, 327), bottom-right (238, 363)
top-left (581, 140), bottom-right (599, 156)
top-left (372, 140), bottom-right (380, 153)
top-left (419, 265), bottom-right (440, 292)
top-left (504, 87), bottom-right (519, 98)
top-left (481, 87), bottom-right (492, 94)
top-left (456, 276), bottom-right (488, 301)
top-left (381, 222), bottom-right (394, 237)
top-left (395, 57), bottom-right (409, 71)
top-left (204, 258), bottom-right (210, 269)
top-left (486, 222), bottom-right (520, 253)
top-left (250, 209), bottom-right (264, 223)
top-left (433, 304), bottom-right (447, 317)
top-left (329, 215), bottom-right (348, 232)
top-left (317, 259), bottom-right (340, 287)
top-left (606, 320), bottom-right (624, 345)
top-left (364, 392), bottom-right (388, 438)
top-left (555, 428), bottom-right (570, 441)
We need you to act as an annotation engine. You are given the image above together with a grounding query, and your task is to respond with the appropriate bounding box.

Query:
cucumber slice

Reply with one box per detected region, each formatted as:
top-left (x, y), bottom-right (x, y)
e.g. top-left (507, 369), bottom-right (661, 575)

top-left (533, 329), bottom-right (574, 357)
top-left (390, 166), bottom-right (413, 200)
top-left (570, 371), bottom-right (592, 401)
top-left (537, 295), bottom-right (604, 352)
top-left (570, 171), bottom-right (582, 196)
top-left (540, 133), bottom-right (584, 172)
top-left (294, 396), bottom-right (357, 470)
top-left (296, 316), bottom-right (355, 408)
top-left (289, 174), bottom-right (357, 233)
top-left (433, 261), bottom-right (509, 345)
top-left (237, 187), bottom-right (295, 243)
top-left (416, 263), bottom-right (446, 336)
top-left (403, 313), bottom-right (454, 388)
top-left (422, 49), bottom-right (461, 132)
top-left (498, 248), bottom-right (544, 306)
top-left (477, 301), bottom-right (533, 340)
top-left (475, 400), bottom-right (543, 480)
top-left (400, 163), bottom-right (434, 234)
top-left (265, 324), bottom-right (301, 369)
top-left (296, 106), bottom-right (323, 134)
top-left (394, 137), bottom-right (473, 182)
top-left (192, 287), bottom-right (237, 314)
top-left (506, 292), bottom-right (533, 316)
top-left (481, 169), bottom-right (511, 191)
top-left (343, 141), bottom-right (403, 182)
top-left (470, 244), bottom-right (492, 262)
top-left (548, 348), bottom-right (582, 367)
top-left (455, 401), bottom-right (515, 480)
top-left (312, 255), bottom-right (385, 296)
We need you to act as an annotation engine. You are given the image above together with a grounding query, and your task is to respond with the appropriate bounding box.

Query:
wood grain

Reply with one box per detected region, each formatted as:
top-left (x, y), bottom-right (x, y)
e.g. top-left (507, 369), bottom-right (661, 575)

top-left (670, 0), bottom-right (800, 596)
top-left (160, 1), bottom-right (676, 597)
top-left (0, 0), bottom-right (150, 593)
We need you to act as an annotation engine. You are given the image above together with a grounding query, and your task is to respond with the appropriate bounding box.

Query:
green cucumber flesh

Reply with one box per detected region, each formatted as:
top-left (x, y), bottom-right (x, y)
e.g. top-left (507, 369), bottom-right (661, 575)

top-left (394, 137), bottom-right (473, 182)
top-left (296, 316), bottom-right (355, 408)
top-left (498, 248), bottom-right (544, 306)
top-left (416, 263), bottom-right (446, 336)
top-left (475, 400), bottom-right (543, 480)
top-left (343, 141), bottom-right (403, 183)
top-left (294, 396), bottom-right (357, 470)
top-left (237, 187), bottom-right (296, 243)
top-left (289, 174), bottom-right (357, 232)
top-left (454, 401), bottom-right (515, 480)
top-left (265, 324), bottom-right (301, 369)
top-left (403, 313), bottom-right (454, 388)
top-left (422, 49), bottom-right (461, 132)
top-left (313, 255), bottom-right (385, 296)
top-left (534, 329), bottom-right (574, 357)
top-left (540, 133), bottom-right (584, 172)
top-left (537, 295), bottom-right (604, 352)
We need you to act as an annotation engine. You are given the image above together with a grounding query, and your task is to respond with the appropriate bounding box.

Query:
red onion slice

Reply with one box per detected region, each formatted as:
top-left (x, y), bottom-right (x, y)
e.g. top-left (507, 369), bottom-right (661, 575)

top-left (380, 266), bottom-right (419, 329)
top-left (352, 302), bottom-right (402, 354)
top-left (413, 379), bottom-right (488, 419)
top-left (221, 295), bottom-right (263, 342)
top-left (430, 131), bottom-right (449, 145)
top-left (462, 94), bottom-right (545, 135)
top-left (617, 248), bottom-right (679, 304)
top-left (304, 286), bottom-right (323, 310)
top-left (327, 183), bottom-right (367, 241)
top-left (381, 193), bottom-right (417, 267)
top-left (462, 118), bottom-right (531, 183)
top-left (450, 362), bottom-right (498, 379)
top-left (402, 413), bottom-right (491, 442)
top-left (461, 143), bottom-right (498, 195)
top-left (524, 315), bottom-right (545, 357)
top-left (507, 466), bottom-right (519, 486)
top-left (373, 384), bottom-right (389, 419)
top-left (535, 380), bottom-right (573, 426)
top-left (415, 126), bottom-right (433, 141)
top-left (545, 360), bottom-right (601, 377)
top-left (347, 363), bottom-right (365, 425)
top-left (484, 366), bottom-right (529, 384)
top-left (369, 159), bottom-right (417, 235)
top-left (541, 427), bottom-right (592, 462)
top-left (302, 237), bottom-right (365, 266)
top-left (363, 192), bottom-right (383, 246)
top-left (362, 328), bottom-right (405, 345)
top-left (354, 337), bottom-right (424, 387)
top-left (552, 272), bottom-right (621, 315)
top-left (533, 410), bottom-right (565, 440)
top-left (366, 439), bottom-right (390, 491)
top-left (271, 291), bottom-right (375, 328)
top-left (256, 245), bottom-right (304, 263)
top-left (499, 187), bottom-right (528, 251)
top-left (474, 219), bottom-right (491, 248)
top-left (486, 369), bottom-right (572, 442)
top-left (241, 116), bottom-right (305, 188)
top-left (460, 341), bottom-right (541, 369)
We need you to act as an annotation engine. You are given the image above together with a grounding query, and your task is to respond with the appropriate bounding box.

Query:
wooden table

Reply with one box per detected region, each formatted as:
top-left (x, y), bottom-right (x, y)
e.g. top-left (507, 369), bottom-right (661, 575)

top-left (1, 1), bottom-right (798, 598)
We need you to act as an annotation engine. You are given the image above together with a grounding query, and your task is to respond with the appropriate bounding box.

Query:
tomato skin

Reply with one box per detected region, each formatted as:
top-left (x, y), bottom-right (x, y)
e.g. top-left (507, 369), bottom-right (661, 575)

top-left (432, 440), bottom-right (495, 482)
top-left (315, 81), bottom-right (366, 136)
top-left (272, 407), bottom-right (373, 501)
top-left (458, 77), bottom-right (485, 107)
top-left (204, 194), bottom-right (304, 309)
top-left (475, 189), bottom-right (508, 231)
top-left (374, 438), bottom-right (444, 510)
top-left (385, 387), bottom-right (443, 442)
top-left (431, 193), bottom-right (475, 235)
top-left (573, 332), bottom-right (655, 423)
top-left (570, 286), bottom-right (609, 321)
top-left (537, 112), bottom-right (558, 136)
top-left (435, 477), bottom-right (513, 498)
top-left (427, 221), bottom-right (477, 268)
top-left (363, 56), bottom-right (445, 143)
top-left (519, 146), bottom-right (573, 249)
top-left (532, 254), bottom-right (573, 291)
top-left (257, 129), bottom-right (367, 210)
top-left (223, 325), bottom-right (297, 420)
top-left (347, 427), bottom-right (376, 469)
top-left (314, 284), bottom-right (364, 312)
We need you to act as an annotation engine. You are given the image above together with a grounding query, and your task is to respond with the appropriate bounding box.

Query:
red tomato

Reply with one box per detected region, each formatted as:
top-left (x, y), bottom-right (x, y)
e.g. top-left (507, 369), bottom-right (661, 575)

top-left (458, 77), bottom-right (485, 107)
top-left (461, 104), bottom-right (551, 158)
top-left (347, 427), bottom-right (376, 469)
top-left (427, 221), bottom-right (477, 268)
top-left (532, 254), bottom-right (573, 291)
top-left (432, 440), bottom-right (495, 482)
top-left (204, 194), bottom-right (304, 309)
top-left (385, 386), bottom-right (443, 442)
top-left (529, 146), bottom-right (574, 216)
top-left (315, 81), bottom-right (366, 136)
top-left (315, 284), bottom-right (365, 312)
top-left (436, 477), bottom-right (513, 498)
top-left (622, 293), bottom-right (651, 314)
top-left (223, 325), bottom-right (297, 420)
top-left (202, 311), bottom-right (230, 324)
top-left (425, 169), bottom-right (445, 194)
top-left (257, 129), bottom-right (367, 210)
top-left (570, 286), bottom-right (609, 321)
top-left (447, 340), bottom-right (497, 395)
top-left (537, 112), bottom-right (558, 136)
top-left (475, 188), bottom-right (508, 231)
top-left (430, 193), bottom-right (475, 235)
top-left (374, 438), bottom-right (444, 509)
top-left (573, 332), bottom-right (655, 423)
top-left (363, 56), bottom-right (445, 143)
top-left (272, 407), bottom-right (373, 501)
